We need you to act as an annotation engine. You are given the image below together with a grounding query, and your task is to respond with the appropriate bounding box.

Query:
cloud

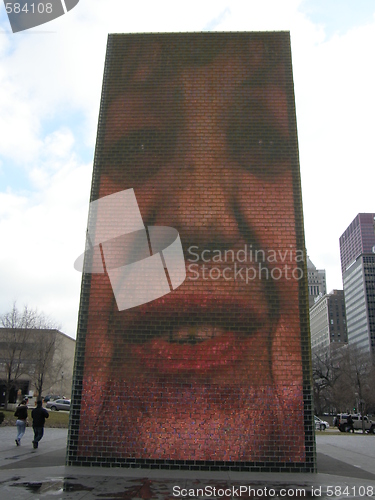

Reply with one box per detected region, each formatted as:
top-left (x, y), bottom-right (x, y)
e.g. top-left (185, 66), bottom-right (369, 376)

top-left (293, 18), bottom-right (375, 288)
top-left (0, 153), bottom-right (91, 336)
top-left (0, 0), bottom-right (374, 335)
top-left (29, 128), bottom-right (76, 189)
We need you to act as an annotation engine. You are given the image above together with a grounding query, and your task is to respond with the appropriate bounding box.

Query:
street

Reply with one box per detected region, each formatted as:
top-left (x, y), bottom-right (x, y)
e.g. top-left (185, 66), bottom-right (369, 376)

top-left (316, 431), bottom-right (375, 479)
top-left (1, 427), bottom-right (375, 478)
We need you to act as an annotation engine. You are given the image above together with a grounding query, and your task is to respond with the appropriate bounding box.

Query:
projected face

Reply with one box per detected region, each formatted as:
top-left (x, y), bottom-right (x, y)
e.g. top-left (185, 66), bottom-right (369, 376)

top-left (79, 35), bottom-right (305, 463)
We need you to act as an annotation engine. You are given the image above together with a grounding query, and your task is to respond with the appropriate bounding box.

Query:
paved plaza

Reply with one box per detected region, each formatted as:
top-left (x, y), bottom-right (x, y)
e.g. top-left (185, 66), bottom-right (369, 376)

top-left (0, 427), bottom-right (375, 499)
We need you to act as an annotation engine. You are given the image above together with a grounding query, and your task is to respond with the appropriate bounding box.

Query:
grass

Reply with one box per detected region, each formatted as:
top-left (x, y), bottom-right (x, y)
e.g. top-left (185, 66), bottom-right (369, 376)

top-left (0, 409), bottom-right (69, 428)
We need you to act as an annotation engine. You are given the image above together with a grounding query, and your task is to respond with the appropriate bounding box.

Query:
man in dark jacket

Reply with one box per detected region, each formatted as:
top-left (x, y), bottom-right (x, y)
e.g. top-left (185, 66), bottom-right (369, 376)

top-left (31, 400), bottom-right (49, 449)
top-left (347, 414), bottom-right (354, 433)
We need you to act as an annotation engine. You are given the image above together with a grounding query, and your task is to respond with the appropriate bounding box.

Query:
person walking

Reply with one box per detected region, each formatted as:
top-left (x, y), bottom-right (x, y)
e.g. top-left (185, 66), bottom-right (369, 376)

top-left (14, 399), bottom-right (28, 446)
top-left (347, 414), bottom-right (354, 433)
top-left (31, 399), bottom-right (49, 449)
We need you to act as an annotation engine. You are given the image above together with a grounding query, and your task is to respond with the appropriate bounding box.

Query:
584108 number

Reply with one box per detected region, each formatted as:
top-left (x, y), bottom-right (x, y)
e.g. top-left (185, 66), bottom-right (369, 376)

top-left (326, 486), bottom-right (374, 497)
top-left (5, 2), bottom-right (53, 14)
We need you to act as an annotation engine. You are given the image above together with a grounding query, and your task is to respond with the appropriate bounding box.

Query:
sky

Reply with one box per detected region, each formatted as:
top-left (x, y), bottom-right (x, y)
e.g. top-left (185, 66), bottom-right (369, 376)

top-left (0, 0), bottom-right (374, 338)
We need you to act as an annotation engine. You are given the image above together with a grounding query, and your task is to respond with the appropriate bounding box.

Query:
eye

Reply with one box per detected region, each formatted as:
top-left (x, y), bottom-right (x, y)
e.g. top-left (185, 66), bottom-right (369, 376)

top-left (104, 128), bottom-right (175, 183)
top-left (227, 121), bottom-right (291, 177)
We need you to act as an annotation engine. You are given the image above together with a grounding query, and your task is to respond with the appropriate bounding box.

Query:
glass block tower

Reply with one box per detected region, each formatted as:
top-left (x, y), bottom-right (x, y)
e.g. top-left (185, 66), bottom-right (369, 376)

top-left (339, 213), bottom-right (375, 354)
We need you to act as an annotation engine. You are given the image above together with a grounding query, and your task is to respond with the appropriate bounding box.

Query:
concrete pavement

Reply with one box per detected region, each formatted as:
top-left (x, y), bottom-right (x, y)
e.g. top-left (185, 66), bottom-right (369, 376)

top-left (1, 426), bottom-right (375, 499)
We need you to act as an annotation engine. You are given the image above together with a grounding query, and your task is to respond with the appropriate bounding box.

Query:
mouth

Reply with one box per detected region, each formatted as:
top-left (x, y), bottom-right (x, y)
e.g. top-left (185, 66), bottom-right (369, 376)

top-left (115, 293), bottom-right (278, 376)
top-left (132, 330), bottom-right (250, 373)
top-left (165, 324), bottom-right (227, 344)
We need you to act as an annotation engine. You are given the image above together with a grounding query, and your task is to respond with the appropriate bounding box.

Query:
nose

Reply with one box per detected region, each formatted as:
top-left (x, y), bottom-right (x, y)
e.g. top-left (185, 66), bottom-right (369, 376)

top-left (149, 93), bottom-right (245, 249)
top-left (153, 132), bottom-right (243, 248)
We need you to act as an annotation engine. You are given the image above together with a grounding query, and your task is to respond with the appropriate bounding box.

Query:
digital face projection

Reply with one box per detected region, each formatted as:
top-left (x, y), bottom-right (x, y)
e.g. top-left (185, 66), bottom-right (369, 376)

top-left (69, 32), bottom-right (315, 471)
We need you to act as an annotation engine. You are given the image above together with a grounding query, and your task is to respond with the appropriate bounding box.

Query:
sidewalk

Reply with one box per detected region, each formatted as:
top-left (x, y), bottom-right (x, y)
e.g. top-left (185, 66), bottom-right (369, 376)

top-left (1, 426), bottom-right (375, 499)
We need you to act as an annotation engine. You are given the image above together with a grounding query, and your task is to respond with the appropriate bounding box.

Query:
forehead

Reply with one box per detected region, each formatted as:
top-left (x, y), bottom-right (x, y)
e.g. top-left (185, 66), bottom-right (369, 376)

top-left (107, 34), bottom-right (288, 96)
top-left (104, 35), bottom-right (290, 144)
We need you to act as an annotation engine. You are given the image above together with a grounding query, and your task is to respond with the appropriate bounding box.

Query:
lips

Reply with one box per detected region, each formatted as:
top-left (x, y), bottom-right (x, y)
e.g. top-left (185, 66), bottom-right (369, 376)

top-left (133, 331), bottom-right (248, 373)
top-left (115, 292), bottom-right (277, 376)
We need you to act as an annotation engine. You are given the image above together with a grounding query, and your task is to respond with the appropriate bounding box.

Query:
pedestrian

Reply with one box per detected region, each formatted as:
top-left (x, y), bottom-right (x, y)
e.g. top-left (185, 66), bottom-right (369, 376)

top-left (31, 399), bottom-right (49, 449)
top-left (14, 399), bottom-right (28, 446)
top-left (347, 414), bottom-right (354, 433)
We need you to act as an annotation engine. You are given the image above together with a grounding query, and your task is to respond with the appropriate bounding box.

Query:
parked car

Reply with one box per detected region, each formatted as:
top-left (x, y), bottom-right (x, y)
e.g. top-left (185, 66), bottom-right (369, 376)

top-left (23, 396), bottom-right (34, 408)
top-left (335, 413), bottom-right (375, 433)
top-left (46, 399), bottom-right (71, 411)
top-left (335, 413), bottom-right (351, 432)
top-left (43, 394), bottom-right (61, 403)
top-left (314, 415), bottom-right (329, 431)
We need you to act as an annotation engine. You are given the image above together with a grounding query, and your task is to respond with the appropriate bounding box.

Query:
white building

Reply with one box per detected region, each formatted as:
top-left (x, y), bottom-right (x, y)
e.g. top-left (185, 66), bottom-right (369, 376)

top-left (310, 290), bottom-right (347, 357)
top-left (307, 256), bottom-right (326, 308)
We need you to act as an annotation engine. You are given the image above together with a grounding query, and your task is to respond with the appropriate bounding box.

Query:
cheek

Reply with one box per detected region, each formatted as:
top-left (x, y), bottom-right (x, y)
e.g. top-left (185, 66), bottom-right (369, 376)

top-left (237, 171), bottom-right (297, 251)
top-left (98, 175), bottom-right (123, 198)
top-left (237, 170), bottom-right (302, 310)
top-left (98, 172), bottom-right (171, 220)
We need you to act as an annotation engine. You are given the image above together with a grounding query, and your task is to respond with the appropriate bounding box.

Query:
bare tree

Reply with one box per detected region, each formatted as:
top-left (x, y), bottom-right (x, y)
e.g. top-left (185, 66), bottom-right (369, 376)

top-left (312, 344), bottom-right (375, 420)
top-left (0, 303), bottom-right (38, 409)
top-left (0, 303), bottom-right (61, 408)
top-left (30, 329), bottom-right (68, 398)
top-left (312, 350), bottom-right (341, 414)
top-left (336, 344), bottom-right (375, 422)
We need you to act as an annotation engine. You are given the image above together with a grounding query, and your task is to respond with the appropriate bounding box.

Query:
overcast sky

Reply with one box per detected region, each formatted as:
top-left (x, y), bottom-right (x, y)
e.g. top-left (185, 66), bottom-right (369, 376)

top-left (0, 0), bottom-right (374, 338)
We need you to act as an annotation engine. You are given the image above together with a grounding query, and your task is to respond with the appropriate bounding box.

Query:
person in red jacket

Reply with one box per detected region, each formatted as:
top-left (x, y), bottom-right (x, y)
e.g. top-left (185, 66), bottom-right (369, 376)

top-left (31, 399), bottom-right (49, 449)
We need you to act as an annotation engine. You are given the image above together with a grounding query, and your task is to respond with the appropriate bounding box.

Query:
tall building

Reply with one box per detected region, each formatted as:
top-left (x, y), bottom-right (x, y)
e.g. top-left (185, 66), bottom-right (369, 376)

top-left (310, 290), bottom-right (347, 356)
top-left (307, 256), bottom-right (327, 307)
top-left (68, 32), bottom-right (315, 472)
top-left (340, 213), bottom-right (375, 273)
top-left (339, 213), bottom-right (375, 355)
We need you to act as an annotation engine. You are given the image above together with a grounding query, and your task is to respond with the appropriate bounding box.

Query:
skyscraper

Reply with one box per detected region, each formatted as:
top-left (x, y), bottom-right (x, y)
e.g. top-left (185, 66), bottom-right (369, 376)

top-left (309, 290), bottom-right (347, 357)
top-left (340, 213), bottom-right (375, 273)
top-left (307, 256), bottom-right (326, 307)
top-left (339, 213), bottom-right (375, 354)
